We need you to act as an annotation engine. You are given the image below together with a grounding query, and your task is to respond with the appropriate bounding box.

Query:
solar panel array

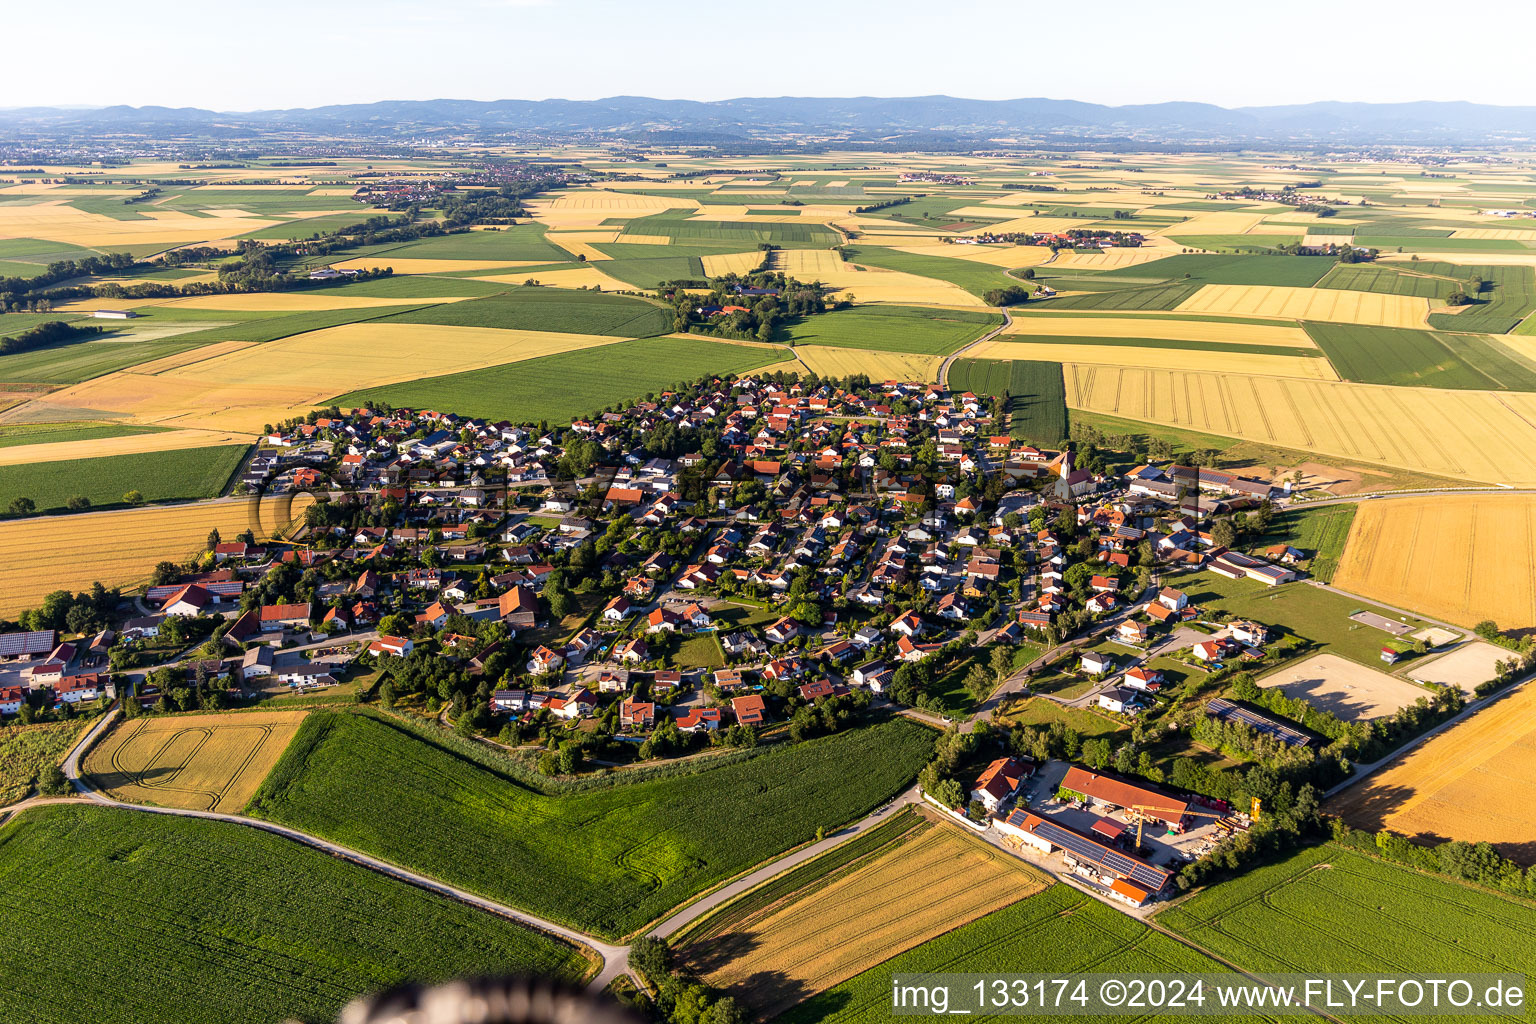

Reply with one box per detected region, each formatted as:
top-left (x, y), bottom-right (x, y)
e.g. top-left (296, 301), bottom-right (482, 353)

top-left (1207, 698), bottom-right (1311, 747)
top-left (145, 582), bottom-right (245, 601)
top-left (1027, 817), bottom-right (1170, 890)
top-left (0, 630), bottom-right (56, 658)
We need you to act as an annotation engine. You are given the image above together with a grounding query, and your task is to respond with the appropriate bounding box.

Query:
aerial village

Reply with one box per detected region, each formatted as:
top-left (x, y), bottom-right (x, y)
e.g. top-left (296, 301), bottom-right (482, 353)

top-left (1, 371), bottom-right (1424, 909)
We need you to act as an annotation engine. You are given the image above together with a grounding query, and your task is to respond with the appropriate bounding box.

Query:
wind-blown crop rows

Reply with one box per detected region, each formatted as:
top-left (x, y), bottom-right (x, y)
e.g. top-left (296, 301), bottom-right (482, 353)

top-left (248, 711), bottom-right (936, 939)
top-left (0, 804), bottom-right (591, 1024)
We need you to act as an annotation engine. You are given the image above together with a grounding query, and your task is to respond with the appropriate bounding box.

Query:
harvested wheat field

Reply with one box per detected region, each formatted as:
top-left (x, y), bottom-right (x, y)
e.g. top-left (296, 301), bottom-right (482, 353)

top-left (129, 341), bottom-right (256, 375)
top-left (1407, 642), bottom-right (1510, 693)
top-left (1449, 228), bottom-right (1536, 241)
top-left (688, 817), bottom-right (1047, 1018)
top-left (701, 251), bottom-right (768, 277)
top-left (474, 266), bottom-right (633, 290)
top-left (1063, 365), bottom-right (1536, 486)
top-left (1333, 495), bottom-right (1536, 630)
top-left (1003, 315), bottom-right (1316, 348)
top-left (0, 203), bottom-right (278, 247)
top-left (83, 711), bottom-right (308, 813)
top-left (0, 495), bottom-right (310, 616)
top-left (1049, 248), bottom-right (1176, 271)
top-left (1175, 284), bottom-right (1430, 328)
top-left (778, 249), bottom-right (984, 307)
top-left (795, 346), bottom-right (941, 382)
top-left (36, 324), bottom-right (623, 431)
top-left (0, 428), bottom-right (251, 466)
top-left (1328, 684), bottom-right (1536, 861)
top-left (1258, 654), bottom-right (1432, 721)
top-left (971, 340), bottom-right (1335, 380)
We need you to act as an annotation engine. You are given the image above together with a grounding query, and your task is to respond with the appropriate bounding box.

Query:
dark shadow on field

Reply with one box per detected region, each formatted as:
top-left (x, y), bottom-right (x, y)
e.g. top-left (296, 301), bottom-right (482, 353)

top-left (81, 766), bottom-right (181, 791)
top-left (677, 932), bottom-right (764, 977)
top-left (1325, 781), bottom-right (1413, 832)
top-left (729, 966), bottom-right (818, 1022)
top-left (1258, 674), bottom-right (1379, 722)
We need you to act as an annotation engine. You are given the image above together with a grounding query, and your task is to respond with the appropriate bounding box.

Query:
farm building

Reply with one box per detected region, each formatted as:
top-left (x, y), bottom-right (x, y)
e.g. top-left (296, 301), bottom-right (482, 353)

top-left (91, 309), bottom-right (139, 319)
top-left (0, 630), bottom-right (58, 661)
top-left (1059, 766), bottom-right (1189, 828)
top-left (997, 810), bottom-right (1170, 906)
top-left (1206, 698), bottom-right (1311, 747)
top-left (1211, 552), bottom-right (1296, 586)
top-left (971, 756), bottom-right (1030, 812)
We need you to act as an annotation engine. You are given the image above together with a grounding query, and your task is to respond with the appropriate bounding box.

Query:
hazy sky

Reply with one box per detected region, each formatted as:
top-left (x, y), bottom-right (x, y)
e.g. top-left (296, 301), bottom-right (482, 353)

top-left (12, 0), bottom-right (1536, 111)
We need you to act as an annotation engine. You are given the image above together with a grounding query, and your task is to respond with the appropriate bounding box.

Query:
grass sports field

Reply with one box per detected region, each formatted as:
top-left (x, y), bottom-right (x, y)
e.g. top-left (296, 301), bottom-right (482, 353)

top-left (248, 710), bottom-right (935, 939)
top-left (1062, 364), bottom-right (1536, 486)
top-left (687, 812), bottom-right (1047, 1018)
top-left (779, 884), bottom-right (1266, 1024)
top-left (84, 711), bottom-right (309, 814)
top-left (1327, 684), bottom-right (1536, 860)
top-left (0, 804), bottom-right (590, 1024)
top-left (775, 305), bottom-right (999, 354)
top-left (332, 335), bottom-right (788, 425)
top-left (0, 443), bottom-right (247, 513)
top-left (1333, 494), bottom-right (1536, 630)
top-left (948, 359), bottom-right (1068, 443)
top-left (0, 717), bottom-right (96, 805)
top-left (1158, 843), bottom-right (1536, 969)
top-left (0, 494), bottom-right (311, 617)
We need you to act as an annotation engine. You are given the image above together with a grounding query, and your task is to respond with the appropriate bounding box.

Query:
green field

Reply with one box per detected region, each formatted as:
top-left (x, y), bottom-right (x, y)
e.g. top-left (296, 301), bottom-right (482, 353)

top-left (1040, 281), bottom-right (1202, 311)
top-left (0, 444), bottom-right (248, 513)
top-left (0, 238), bottom-right (104, 264)
top-left (239, 211), bottom-right (405, 240)
top-left (776, 305), bottom-right (999, 354)
top-left (1166, 570), bottom-right (1431, 666)
top-left (1, 313), bottom-right (87, 341)
top-left (780, 885), bottom-right (1269, 1024)
top-left (841, 245), bottom-right (1022, 298)
top-left (1158, 843), bottom-right (1536, 980)
top-left (1129, 253), bottom-right (1337, 287)
top-left (142, 303), bottom-right (435, 347)
top-left (949, 358), bottom-right (1068, 444)
top-left (618, 214), bottom-right (839, 248)
top-left (1247, 504), bottom-right (1357, 583)
top-left (1426, 264), bottom-right (1536, 334)
top-left (331, 336), bottom-right (788, 424)
top-left (0, 804), bottom-right (589, 1024)
top-left (302, 274), bottom-right (510, 298)
top-left (0, 719), bottom-right (95, 804)
top-left (1166, 234), bottom-right (1301, 253)
top-left (1304, 323), bottom-right (1536, 390)
top-left (372, 225), bottom-right (572, 262)
top-left (1316, 262), bottom-right (1458, 299)
top-left (0, 336), bottom-right (214, 385)
top-left (248, 711), bottom-right (935, 938)
top-left (380, 286), bottom-right (672, 337)
top-left (0, 421), bottom-right (166, 450)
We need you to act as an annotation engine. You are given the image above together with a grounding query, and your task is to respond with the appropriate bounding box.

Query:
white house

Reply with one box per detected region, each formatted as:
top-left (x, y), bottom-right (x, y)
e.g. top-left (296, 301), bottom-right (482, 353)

top-left (1081, 650), bottom-right (1113, 676)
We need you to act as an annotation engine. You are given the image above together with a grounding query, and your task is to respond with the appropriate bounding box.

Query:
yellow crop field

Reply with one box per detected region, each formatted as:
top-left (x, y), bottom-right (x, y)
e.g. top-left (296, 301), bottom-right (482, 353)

top-left (957, 215), bottom-right (1086, 235)
top-left (1449, 227), bottom-right (1536, 241)
top-left (1155, 211), bottom-right (1266, 237)
top-left (1175, 283), bottom-right (1431, 327)
top-left (1062, 365), bottom-right (1536, 485)
top-left (473, 266), bottom-right (633, 290)
top-left (795, 345), bottom-right (941, 382)
top-left (1002, 315), bottom-right (1317, 348)
top-left (1333, 495), bottom-right (1536, 629)
top-left (1328, 684), bottom-right (1536, 862)
top-left (547, 239), bottom-right (611, 262)
top-left (1050, 248), bottom-right (1173, 271)
top-left (163, 293), bottom-right (457, 312)
top-left (84, 711), bottom-right (309, 814)
top-left (526, 190), bottom-right (696, 228)
top-left (701, 251), bottom-right (767, 276)
top-left (779, 249), bottom-right (984, 307)
top-left (607, 233), bottom-right (672, 245)
top-left (129, 341), bottom-right (256, 375)
top-left (0, 202), bottom-right (278, 247)
top-left (891, 243), bottom-right (1053, 268)
top-left (327, 257), bottom-right (548, 274)
top-left (970, 339), bottom-right (1337, 380)
top-left (0, 427), bottom-right (252, 467)
top-left (28, 323), bottom-right (625, 431)
top-left (0, 495), bottom-right (311, 616)
top-left (687, 819), bottom-right (1047, 1019)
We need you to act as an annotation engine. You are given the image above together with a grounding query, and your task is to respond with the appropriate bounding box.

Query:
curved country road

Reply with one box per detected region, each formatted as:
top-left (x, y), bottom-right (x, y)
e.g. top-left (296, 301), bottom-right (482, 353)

top-left (938, 303), bottom-right (1015, 389)
top-left (45, 708), bottom-right (634, 989)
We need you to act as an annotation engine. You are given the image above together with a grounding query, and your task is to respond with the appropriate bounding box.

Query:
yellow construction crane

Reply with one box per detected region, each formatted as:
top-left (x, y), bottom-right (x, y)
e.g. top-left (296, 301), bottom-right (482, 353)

top-left (1125, 803), bottom-right (1242, 850)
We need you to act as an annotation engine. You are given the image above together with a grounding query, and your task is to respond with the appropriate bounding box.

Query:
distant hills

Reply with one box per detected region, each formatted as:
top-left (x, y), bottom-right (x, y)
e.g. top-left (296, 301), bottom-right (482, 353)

top-left (4, 96), bottom-right (1535, 144)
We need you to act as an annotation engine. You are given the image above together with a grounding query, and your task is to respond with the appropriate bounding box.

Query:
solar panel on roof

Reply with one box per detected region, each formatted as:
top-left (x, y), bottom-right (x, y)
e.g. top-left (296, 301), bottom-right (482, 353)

top-left (0, 630), bottom-right (55, 657)
top-left (1027, 818), bottom-right (1169, 890)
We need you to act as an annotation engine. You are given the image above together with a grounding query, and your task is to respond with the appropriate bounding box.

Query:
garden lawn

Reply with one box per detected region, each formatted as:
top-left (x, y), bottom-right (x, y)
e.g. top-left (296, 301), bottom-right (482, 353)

top-left (0, 444), bottom-right (248, 513)
top-left (0, 804), bottom-right (590, 1024)
top-left (1168, 570), bottom-right (1431, 666)
top-left (775, 305), bottom-right (999, 355)
top-left (247, 710), bottom-right (936, 939)
top-left (1247, 504), bottom-right (1357, 583)
top-left (330, 336), bottom-right (789, 425)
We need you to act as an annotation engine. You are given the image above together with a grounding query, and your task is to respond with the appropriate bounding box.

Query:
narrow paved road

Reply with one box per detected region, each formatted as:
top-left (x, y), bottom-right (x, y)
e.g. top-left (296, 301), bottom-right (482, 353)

top-left (649, 784), bottom-right (923, 940)
top-left (48, 708), bottom-right (631, 990)
top-left (938, 304), bottom-right (1014, 389)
